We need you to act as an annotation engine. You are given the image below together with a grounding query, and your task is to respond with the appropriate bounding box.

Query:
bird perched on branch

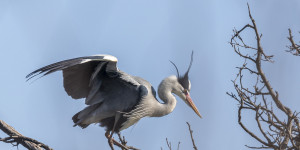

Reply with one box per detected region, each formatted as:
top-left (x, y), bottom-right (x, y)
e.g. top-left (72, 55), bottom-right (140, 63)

top-left (26, 52), bottom-right (202, 149)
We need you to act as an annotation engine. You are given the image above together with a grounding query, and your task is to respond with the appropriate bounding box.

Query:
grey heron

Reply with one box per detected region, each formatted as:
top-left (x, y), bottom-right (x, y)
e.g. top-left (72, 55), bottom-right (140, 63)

top-left (26, 52), bottom-right (202, 149)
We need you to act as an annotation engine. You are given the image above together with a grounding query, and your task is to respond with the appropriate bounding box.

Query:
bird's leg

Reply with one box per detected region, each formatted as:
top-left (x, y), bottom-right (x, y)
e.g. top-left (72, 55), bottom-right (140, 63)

top-left (117, 132), bottom-right (127, 146)
top-left (105, 130), bottom-right (129, 150)
top-left (110, 113), bottom-right (121, 139)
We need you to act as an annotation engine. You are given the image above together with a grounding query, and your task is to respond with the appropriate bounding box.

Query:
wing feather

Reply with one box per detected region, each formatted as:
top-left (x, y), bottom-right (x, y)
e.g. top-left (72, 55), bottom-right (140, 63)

top-left (27, 54), bottom-right (142, 107)
top-left (27, 54), bottom-right (147, 129)
top-left (26, 55), bottom-right (118, 99)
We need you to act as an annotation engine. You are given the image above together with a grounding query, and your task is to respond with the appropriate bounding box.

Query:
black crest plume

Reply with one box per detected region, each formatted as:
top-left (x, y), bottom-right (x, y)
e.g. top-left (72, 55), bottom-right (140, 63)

top-left (170, 51), bottom-right (194, 90)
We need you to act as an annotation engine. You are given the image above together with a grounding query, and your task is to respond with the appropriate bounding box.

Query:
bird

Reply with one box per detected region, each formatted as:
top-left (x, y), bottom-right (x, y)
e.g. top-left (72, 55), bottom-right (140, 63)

top-left (26, 52), bottom-right (202, 149)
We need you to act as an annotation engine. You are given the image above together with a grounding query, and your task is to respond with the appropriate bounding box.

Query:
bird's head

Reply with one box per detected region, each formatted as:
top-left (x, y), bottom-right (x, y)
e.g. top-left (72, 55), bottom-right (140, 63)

top-left (170, 51), bottom-right (202, 118)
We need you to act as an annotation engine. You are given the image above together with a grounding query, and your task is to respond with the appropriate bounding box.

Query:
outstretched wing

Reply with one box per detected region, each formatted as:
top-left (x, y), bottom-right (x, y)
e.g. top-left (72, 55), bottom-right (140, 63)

top-left (26, 55), bottom-right (144, 107)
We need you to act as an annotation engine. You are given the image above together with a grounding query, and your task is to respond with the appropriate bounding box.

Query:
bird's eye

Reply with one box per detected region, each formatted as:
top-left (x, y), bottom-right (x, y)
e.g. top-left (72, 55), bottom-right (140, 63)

top-left (182, 89), bottom-right (188, 94)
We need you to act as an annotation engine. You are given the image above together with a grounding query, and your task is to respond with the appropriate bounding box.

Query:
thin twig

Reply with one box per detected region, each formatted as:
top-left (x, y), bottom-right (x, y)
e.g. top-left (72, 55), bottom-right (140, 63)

top-left (177, 141), bottom-right (181, 150)
top-left (186, 122), bottom-right (198, 150)
top-left (166, 138), bottom-right (172, 150)
top-left (287, 28), bottom-right (300, 55)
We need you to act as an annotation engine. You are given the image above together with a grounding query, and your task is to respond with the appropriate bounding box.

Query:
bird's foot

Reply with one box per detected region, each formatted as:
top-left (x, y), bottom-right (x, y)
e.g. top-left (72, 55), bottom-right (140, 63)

top-left (108, 138), bottom-right (115, 150)
top-left (105, 131), bottom-right (130, 150)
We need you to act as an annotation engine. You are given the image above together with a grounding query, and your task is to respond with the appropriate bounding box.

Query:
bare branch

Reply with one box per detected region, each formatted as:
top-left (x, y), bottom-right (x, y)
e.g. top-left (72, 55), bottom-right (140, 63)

top-left (0, 120), bottom-right (52, 150)
top-left (186, 122), bottom-right (198, 150)
top-left (228, 3), bottom-right (299, 150)
top-left (287, 28), bottom-right (300, 56)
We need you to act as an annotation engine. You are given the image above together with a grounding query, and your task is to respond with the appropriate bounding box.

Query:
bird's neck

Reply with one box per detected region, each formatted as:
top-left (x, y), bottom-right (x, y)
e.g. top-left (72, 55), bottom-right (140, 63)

top-left (151, 76), bottom-right (177, 117)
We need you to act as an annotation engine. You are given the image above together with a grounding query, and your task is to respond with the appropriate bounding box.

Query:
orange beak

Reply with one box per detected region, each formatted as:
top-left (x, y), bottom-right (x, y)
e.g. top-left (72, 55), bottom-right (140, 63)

top-left (185, 92), bottom-right (202, 118)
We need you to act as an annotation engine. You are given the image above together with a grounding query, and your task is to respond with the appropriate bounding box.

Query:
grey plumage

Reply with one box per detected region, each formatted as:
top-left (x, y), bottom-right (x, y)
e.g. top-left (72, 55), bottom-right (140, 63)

top-left (27, 53), bottom-right (201, 134)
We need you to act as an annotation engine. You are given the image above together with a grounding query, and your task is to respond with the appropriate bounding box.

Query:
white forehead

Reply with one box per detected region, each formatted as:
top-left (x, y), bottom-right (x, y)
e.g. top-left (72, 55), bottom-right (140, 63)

top-left (188, 80), bottom-right (191, 90)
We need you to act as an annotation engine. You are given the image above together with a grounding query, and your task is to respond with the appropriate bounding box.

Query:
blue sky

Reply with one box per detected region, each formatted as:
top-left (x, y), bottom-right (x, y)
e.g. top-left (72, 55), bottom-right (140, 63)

top-left (0, 0), bottom-right (300, 150)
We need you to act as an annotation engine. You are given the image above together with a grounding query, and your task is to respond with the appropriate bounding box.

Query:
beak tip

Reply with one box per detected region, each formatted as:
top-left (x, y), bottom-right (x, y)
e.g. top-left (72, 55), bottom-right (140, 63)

top-left (196, 112), bottom-right (203, 118)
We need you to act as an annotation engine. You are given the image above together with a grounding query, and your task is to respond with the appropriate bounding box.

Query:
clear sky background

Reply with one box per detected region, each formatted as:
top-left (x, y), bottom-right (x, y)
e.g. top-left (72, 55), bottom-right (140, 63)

top-left (0, 0), bottom-right (300, 150)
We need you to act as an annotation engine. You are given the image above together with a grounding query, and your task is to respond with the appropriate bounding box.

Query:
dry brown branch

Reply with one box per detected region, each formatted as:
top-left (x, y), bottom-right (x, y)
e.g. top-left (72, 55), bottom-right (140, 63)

top-left (186, 122), bottom-right (198, 150)
top-left (227, 3), bottom-right (300, 150)
top-left (287, 28), bottom-right (300, 56)
top-left (0, 120), bottom-right (53, 150)
top-left (0, 119), bottom-right (139, 150)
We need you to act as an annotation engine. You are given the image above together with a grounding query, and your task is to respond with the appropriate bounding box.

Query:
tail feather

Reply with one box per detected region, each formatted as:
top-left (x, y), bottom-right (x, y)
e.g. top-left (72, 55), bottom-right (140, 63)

top-left (72, 112), bottom-right (89, 128)
top-left (72, 103), bottom-right (102, 128)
